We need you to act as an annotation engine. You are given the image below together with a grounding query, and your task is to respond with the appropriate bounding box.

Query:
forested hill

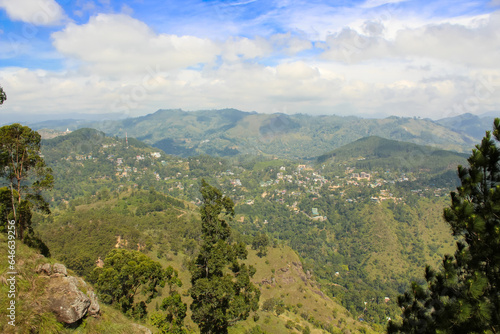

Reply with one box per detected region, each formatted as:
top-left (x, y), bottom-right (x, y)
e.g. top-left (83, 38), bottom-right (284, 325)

top-left (317, 136), bottom-right (468, 173)
top-left (32, 108), bottom-right (477, 159)
top-left (34, 128), bottom-right (383, 333)
top-left (31, 128), bottom-right (470, 331)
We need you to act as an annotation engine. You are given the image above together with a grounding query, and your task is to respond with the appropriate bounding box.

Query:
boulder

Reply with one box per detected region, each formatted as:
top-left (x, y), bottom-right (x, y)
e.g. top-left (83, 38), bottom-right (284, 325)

top-left (36, 263), bottom-right (100, 324)
top-left (47, 276), bottom-right (91, 324)
top-left (36, 263), bottom-right (52, 275)
top-left (132, 324), bottom-right (153, 334)
top-left (52, 263), bottom-right (68, 276)
top-left (87, 290), bottom-right (101, 317)
top-left (67, 276), bottom-right (101, 317)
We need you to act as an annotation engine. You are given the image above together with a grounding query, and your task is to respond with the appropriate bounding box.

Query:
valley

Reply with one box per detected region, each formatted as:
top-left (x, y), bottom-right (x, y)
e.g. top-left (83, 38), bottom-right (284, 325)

top-left (11, 121), bottom-right (472, 333)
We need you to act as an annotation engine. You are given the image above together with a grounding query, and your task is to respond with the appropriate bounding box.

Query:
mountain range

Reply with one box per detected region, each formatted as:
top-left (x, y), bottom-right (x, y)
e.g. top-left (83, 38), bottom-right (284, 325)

top-left (28, 109), bottom-right (497, 159)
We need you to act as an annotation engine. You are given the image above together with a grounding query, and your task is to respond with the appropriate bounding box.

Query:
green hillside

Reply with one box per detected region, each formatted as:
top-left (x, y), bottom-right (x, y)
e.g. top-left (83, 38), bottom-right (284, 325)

top-left (26, 128), bottom-right (469, 331)
top-left (32, 109), bottom-right (477, 159)
top-left (0, 233), bottom-right (155, 334)
top-left (317, 136), bottom-right (468, 173)
top-left (33, 187), bottom-right (375, 333)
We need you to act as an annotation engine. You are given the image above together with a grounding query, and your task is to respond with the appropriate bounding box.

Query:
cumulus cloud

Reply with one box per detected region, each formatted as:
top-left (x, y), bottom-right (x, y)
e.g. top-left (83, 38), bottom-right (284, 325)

top-left (275, 61), bottom-right (320, 80)
top-left (0, 0), bottom-right (66, 25)
top-left (320, 11), bottom-right (500, 68)
top-left (1, 57), bottom-right (499, 119)
top-left (52, 14), bottom-right (221, 75)
top-left (2, 3), bottom-right (499, 120)
top-left (269, 33), bottom-right (313, 55)
top-left (222, 36), bottom-right (271, 62)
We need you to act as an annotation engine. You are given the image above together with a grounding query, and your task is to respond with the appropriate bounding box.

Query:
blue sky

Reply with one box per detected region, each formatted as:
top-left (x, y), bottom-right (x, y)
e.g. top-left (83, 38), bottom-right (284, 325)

top-left (0, 0), bottom-right (499, 120)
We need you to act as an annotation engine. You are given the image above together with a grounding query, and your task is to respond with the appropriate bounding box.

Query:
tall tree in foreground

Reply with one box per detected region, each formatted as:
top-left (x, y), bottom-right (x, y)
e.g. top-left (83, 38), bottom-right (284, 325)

top-left (0, 124), bottom-right (53, 240)
top-left (189, 179), bottom-right (260, 334)
top-left (388, 118), bottom-right (500, 333)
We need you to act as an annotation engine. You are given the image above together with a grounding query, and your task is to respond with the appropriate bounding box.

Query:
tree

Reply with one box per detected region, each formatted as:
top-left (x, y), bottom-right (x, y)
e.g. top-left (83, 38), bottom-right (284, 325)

top-left (0, 85), bottom-right (5, 105)
top-left (189, 179), bottom-right (260, 334)
top-left (388, 118), bottom-right (500, 333)
top-left (89, 249), bottom-right (165, 318)
top-left (151, 266), bottom-right (188, 334)
top-left (251, 232), bottom-right (269, 257)
top-left (0, 124), bottom-right (53, 240)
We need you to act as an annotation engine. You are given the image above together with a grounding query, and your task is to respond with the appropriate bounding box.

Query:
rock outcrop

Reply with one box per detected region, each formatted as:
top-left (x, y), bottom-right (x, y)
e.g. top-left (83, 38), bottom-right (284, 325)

top-left (36, 263), bottom-right (100, 324)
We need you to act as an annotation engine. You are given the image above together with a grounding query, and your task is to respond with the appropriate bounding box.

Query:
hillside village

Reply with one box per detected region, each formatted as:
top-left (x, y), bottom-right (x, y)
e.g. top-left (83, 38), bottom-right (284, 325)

top-left (45, 130), bottom-right (454, 225)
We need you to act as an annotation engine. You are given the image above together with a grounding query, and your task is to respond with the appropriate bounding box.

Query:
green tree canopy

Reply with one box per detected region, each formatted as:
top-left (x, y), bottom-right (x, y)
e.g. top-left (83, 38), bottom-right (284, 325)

top-left (388, 118), bottom-right (500, 333)
top-left (89, 248), bottom-right (165, 318)
top-left (189, 179), bottom-right (260, 334)
top-left (0, 85), bottom-right (5, 105)
top-left (251, 232), bottom-right (269, 257)
top-left (0, 124), bottom-right (53, 239)
top-left (151, 266), bottom-right (188, 334)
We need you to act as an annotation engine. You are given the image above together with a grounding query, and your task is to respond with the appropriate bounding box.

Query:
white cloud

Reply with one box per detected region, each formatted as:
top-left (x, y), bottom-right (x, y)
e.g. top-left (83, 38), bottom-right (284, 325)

top-left (269, 33), bottom-right (313, 55)
top-left (222, 36), bottom-right (271, 62)
top-left (319, 11), bottom-right (500, 68)
top-left (361, 0), bottom-right (409, 9)
top-left (275, 61), bottom-right (319, 80)
top-left (1, 57), bottom-right (499, 120)
top-left (52, 14), bottom-right (221, 75)
top-left (0, 0), bottom-right (66, 26)
top-left (2, 4), bottom-right (499, 120)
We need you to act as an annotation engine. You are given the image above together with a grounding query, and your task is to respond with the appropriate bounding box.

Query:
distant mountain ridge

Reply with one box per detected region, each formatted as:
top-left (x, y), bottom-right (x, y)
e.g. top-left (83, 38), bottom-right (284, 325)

top-left (30, 108), bottom-right (483, 159)
top-left (435, 112), bottom-right (497, 140)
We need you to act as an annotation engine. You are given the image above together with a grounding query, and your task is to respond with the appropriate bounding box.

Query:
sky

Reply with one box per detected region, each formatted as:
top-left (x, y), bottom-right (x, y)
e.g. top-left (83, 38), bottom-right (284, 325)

top-left (0, 0), bottom-right (499, 120)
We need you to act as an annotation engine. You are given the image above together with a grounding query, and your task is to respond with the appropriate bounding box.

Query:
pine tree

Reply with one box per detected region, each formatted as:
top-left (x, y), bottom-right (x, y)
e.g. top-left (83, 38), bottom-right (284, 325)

top-left (388, 118), bottom-right (500, 333)
top-left (189, 179), bottom-right (260, 334)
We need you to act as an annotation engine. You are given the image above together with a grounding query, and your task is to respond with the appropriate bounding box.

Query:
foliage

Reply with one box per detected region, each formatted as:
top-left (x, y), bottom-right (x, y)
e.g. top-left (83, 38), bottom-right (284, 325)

top-left (251, 233), bottom-right (270, 257)
top-left (89, 249), bottom-right (165, 318)
top-left (245, 325), bottom-right (268, 334)
top-left (151, 266), bottom-right (187, 334)
top-left (151, 292), bottom-right (187, 334)
top-left (189, 179), bottom-right (260, 334)
top-left (0, 85), bottom-right (5, 105)
top-left (0, 233), bottom-right (156, 334)
top-left (0, 124), bottom-right (53, 240)
top-left (261, 297), bottom-right (285, 316)
top-left (388, 118), bottom-right (500, 333)
top-left (34, 126), bottom-right (469, 326)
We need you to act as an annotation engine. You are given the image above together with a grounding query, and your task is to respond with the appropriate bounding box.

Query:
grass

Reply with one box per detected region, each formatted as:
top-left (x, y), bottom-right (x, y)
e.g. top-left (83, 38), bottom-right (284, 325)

top-left (253, 160), bottom-right (286, 171)
top-left (230, 245), bottom-right (379, 334)
top-left (0, 233), bottom-right (155, 334)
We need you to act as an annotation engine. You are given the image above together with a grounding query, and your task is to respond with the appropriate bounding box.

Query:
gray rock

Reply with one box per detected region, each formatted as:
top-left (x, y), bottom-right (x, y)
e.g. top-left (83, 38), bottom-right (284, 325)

top-left (132, 324), bottom-right (152, 334)
top-left (87, 290), bottom-right (100, 317)
top-left (66, 276), bottom-right (100, 317)
top-left (52, 263), bottom-right (68, 276)
top-left (47, 276), bottom-right (91, 324)
top-left (36, 263), bottom-right (52, 275)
